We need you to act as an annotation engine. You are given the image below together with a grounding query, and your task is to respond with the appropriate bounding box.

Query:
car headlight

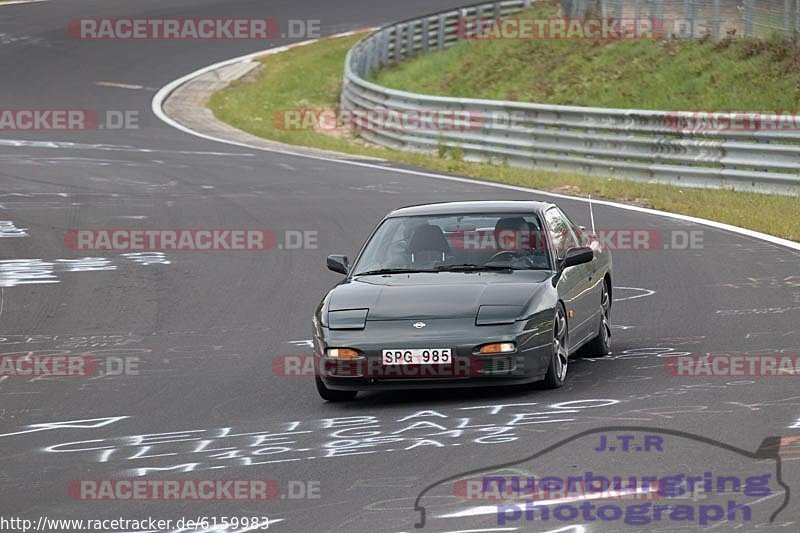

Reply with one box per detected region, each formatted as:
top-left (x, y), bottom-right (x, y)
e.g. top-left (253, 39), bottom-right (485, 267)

top-left (476, 305), bottom-right (522, 325)
top-left (328, 308), bottom-right (368, 330)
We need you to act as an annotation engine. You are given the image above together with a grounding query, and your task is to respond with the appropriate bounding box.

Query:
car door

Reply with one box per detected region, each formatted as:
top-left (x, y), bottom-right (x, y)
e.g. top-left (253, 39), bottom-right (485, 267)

top-left (544, 207), bottom-right (594, 349)
top-left (561, 208), bottom-right (604, 337)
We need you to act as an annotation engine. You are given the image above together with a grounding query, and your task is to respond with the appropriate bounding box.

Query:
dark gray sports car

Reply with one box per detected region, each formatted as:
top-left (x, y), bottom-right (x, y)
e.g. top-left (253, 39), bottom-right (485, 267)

top-left (313, 201), bottom-right (612, 401)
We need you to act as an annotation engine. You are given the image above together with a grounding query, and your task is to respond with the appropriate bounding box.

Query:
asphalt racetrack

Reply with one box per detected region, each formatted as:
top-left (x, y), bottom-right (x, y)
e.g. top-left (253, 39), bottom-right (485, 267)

top-left (0, 1), bottom-right (799, 532)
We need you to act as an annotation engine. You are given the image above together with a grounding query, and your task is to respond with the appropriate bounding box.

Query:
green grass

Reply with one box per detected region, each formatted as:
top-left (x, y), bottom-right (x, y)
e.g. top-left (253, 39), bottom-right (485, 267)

top-left (209, 33), bottom-right (800, 242)
top-left (374, 0), bottom-right (800, 109)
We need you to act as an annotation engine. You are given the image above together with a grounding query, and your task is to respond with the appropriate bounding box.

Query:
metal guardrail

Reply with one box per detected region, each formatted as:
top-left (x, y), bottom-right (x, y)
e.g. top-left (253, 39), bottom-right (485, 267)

top-left (341, 0), bottom-right (800, 195)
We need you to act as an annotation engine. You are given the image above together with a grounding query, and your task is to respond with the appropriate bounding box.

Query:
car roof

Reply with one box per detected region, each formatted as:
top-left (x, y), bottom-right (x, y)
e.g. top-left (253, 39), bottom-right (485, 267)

top-left (386, 200), bottom-right (554, 218)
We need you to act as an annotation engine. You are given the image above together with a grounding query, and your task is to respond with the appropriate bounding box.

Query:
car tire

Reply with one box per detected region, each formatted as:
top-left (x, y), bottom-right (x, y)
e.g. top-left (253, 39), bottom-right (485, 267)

top-left (315, 376), bottom-right (358, 402)
top-left (542, 304), bottom-right (569, 389)
top-left (581, 280), bottom-right (612, 357)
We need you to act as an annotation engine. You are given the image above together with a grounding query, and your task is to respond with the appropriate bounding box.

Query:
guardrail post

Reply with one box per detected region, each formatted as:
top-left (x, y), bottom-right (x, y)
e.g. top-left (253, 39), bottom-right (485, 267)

top-left (395, 23), bottom-right (404, 62)
top-left (364, 41), bottom-right (373, 77)
top-left (796, 0), bottom-right (800, 34)
top-left (785, 0), bottom-right (793, 36)
top-left (615, 0), bottom-right (623, 19)
top-left (407, 20), bottom-right (417, 57)
top-left (378, 29), bottom-right (389, 68)
top-left (682, 0), bottom-right (688, 35)
top-left (683, 0), bottom-right (694, 37)
top-left (743, 0), bottom-right (753, 36)
top-left (381, 30), bottom-right (389, 67)
top-left (372, 38), bottom-right (380, 74)
top-left (437, 14), bottom-right (446, 50)
top-left (421, 17), bottom-right (430, 53)
top-left (712, 0), bottom-right (720, 38)
top-left (354, 49), bottom-right (362, 77)
top-left (462, 12), bottom-right (474, 40)
top-left (494, 1), bottom-right (502, 18)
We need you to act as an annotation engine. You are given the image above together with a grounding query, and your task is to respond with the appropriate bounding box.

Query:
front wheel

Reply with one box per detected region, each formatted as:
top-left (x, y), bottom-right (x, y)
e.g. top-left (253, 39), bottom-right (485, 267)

top-left (542, 304), bottom-right (569, 389)
top-left (315, 376), bottom-right (358, 402)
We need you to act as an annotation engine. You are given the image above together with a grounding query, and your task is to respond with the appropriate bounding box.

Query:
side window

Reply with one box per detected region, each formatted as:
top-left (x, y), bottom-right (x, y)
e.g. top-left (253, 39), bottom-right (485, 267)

top-left (560, 208), bottom-right (589, 246)
top-left (544, 208), bottom-right (579, 258)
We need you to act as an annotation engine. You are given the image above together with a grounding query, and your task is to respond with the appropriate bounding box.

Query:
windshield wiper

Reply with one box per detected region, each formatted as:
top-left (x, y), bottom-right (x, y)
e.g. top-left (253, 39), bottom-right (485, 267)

top-left (354, 268), bottom-right (438, 276)
top-left (436, 264), bottom-right (515, 272)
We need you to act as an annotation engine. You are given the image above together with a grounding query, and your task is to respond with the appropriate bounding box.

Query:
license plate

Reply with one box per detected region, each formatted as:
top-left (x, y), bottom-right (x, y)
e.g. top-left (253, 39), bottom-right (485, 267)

top-left (382, 348), bottom-right (452, 365)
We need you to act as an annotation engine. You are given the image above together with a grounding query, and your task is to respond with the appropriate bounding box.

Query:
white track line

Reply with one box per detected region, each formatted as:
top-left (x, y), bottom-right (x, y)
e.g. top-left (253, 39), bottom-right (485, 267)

top-left (0, 0), bottom-right (48, 6)
top-left (151, 34), bottom-right (800, 253)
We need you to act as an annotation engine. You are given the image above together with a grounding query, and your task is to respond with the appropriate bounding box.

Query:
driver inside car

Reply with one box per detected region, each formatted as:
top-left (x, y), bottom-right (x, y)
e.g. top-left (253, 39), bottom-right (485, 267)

top-left (490, 217), bottom-right (544, 269)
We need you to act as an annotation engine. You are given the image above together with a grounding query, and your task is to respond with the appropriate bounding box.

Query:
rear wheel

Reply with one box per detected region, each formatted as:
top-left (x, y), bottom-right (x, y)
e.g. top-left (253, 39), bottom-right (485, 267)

top-left (542, 304), bottom-right (569, 389)
top-left (582, 280), bottom-right (612, 356)
top-left (315, 376), bottom-right (358, 402)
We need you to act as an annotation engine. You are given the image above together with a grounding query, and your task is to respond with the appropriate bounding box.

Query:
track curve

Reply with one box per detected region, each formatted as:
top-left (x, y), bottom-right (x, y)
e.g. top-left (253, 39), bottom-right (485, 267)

top-left (1, 1), bottom-right (798, 532)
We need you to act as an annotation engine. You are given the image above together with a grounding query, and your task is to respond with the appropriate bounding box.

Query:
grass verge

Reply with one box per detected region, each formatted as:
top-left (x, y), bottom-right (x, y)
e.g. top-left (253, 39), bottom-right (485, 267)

top-left (375, 0), bottom-right (800, 109)
top-left (209, 33), bottom-right (800, 241)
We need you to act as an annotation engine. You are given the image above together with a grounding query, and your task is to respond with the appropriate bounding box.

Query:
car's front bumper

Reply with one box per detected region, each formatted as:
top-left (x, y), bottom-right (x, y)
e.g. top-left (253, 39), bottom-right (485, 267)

top-left (314, 317), bottom-right (553, 391)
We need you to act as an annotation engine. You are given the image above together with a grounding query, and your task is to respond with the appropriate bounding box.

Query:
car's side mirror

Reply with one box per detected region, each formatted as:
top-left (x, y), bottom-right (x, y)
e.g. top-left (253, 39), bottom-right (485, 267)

top-left (562, 246), bottom-right (594, 268)
top-left (327, 254), bottom-right (349, 275)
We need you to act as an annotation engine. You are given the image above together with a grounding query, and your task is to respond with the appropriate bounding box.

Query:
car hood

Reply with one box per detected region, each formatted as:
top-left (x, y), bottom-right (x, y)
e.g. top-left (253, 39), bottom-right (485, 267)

top-left (328, 271), bottom-right (552, 321)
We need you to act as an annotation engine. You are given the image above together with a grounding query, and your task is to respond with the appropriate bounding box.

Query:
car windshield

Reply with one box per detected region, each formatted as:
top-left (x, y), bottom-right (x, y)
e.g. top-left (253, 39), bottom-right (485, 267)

top-left (352, 213), bottom-right (552, 276)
